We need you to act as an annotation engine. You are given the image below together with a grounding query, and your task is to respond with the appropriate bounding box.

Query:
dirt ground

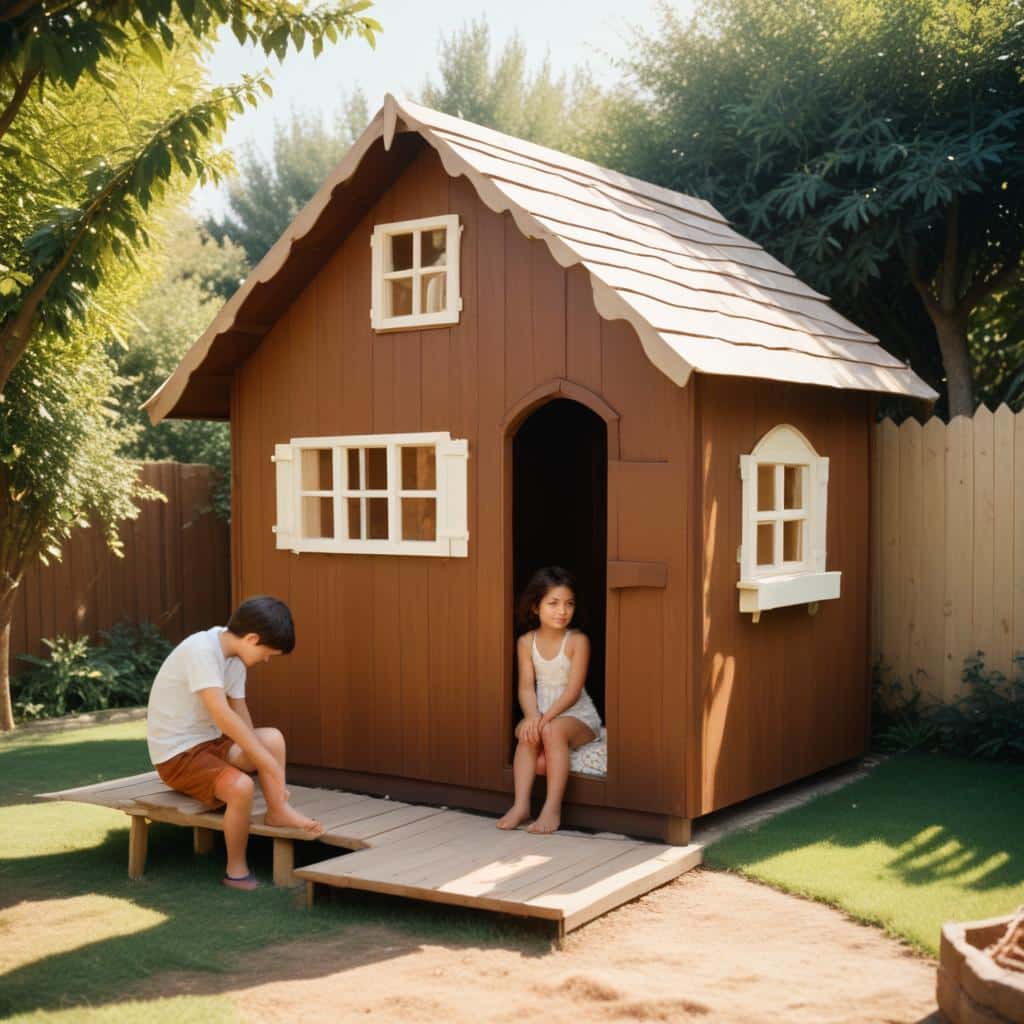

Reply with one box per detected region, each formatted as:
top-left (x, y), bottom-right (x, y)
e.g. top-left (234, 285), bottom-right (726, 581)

top-left (148, 868), bottom-right (940, 1023)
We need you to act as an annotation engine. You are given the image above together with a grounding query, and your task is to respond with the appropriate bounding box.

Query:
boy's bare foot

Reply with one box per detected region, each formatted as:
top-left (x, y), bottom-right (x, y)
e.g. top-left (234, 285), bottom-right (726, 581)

top-left (527, 808), bottom-right (560, 834)
top-left (264, 803), bottom-right (325, 836)
top-left (496, 804), bottom-right (531, 830)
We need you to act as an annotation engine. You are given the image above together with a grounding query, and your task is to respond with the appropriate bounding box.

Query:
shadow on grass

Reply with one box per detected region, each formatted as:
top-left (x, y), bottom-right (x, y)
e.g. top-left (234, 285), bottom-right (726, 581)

top-left (0, 736), bottom-right (552, 1018)
top-left (705, 753), bottom-right (1023, 894)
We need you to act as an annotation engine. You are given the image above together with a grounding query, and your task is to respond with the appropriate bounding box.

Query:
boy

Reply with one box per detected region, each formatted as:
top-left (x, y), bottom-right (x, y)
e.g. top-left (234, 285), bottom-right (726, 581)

top-left (147, 595), bottom-right (324, 890)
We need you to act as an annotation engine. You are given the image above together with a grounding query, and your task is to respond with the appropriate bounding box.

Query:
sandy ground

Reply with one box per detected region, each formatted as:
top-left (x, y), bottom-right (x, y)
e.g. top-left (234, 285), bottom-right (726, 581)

top-left (146, 868), bottom-right (940, 1024)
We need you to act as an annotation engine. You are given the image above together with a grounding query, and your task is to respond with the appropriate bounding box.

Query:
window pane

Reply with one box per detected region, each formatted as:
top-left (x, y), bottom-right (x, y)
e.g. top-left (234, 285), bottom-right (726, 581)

top-left (756, 522), bottom-right (774, 566)
top-left (346, 449), bottom-right (361, 490)
top-left (784, 520), bottom-right (803, 562)
top-left (421, 272), bottom-right (446, 314)
top-left (389, 233), bottom-right (413, 271)
top-left (346, 498), bottom-right (362, 539)
top-left (367, 497), bottom-right (388, 539)
top-left (421, 228), bottom-right (447, 267)
top-left (401, 446), bottom-right (436, 490)
top-left (784, 465), bottom-right (803, 509)
top-left (300, 448), bottom-right (332, 491)
top-left (301, 496), bottom-right (334, 539)
top-left (757, 463), bottom-right (776, 511)
top-left (366, 448), bottom-right (387, 490)
top-left (402, 497), bottom-right (436, 541)
top-left (387, 277), bottom-right (413, 317)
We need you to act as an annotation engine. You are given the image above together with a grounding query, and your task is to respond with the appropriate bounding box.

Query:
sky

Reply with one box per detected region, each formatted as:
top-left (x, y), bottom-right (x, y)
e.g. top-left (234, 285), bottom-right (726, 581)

top-left (192, 0), bottom-right (692, 216)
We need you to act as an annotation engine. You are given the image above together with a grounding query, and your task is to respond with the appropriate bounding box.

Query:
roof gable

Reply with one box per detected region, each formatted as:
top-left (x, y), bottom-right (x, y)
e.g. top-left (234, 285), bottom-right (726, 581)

top-left (146, 95), bottom-right (936, 422)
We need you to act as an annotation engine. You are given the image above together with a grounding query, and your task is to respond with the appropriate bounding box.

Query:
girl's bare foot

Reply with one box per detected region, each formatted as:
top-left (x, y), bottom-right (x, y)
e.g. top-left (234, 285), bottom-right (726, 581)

top-left (265, 803), bottom-right (325, 836)
top-left (527, 808), bottom-right (560, 834)
top-left (496, 804), bottom-right (531, 830)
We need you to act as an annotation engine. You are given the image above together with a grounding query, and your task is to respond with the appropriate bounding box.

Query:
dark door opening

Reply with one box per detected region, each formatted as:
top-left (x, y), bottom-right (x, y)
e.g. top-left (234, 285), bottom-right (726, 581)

top-left (512, 399), bottom-right (607, 747)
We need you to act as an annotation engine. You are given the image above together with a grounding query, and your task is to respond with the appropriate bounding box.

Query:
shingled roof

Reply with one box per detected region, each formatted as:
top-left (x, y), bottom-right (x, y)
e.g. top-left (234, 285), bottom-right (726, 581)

top-left (146, 94), bottom-right (936, 422)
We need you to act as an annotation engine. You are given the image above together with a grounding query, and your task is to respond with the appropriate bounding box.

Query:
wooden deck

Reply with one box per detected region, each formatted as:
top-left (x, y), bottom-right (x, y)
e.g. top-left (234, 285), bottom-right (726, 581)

top-left (40, 773), bottom-right (702, 933)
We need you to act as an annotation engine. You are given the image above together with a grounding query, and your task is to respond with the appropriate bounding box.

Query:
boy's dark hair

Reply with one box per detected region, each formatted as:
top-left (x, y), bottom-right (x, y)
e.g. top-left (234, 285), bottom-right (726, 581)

top-left (516, 566), bottom-right (578, 634)
top-left (226, 595), bottom-right (295, 653)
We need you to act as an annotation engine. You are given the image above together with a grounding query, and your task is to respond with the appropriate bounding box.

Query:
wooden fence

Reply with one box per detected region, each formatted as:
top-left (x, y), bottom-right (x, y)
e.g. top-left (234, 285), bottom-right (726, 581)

top-left (871, 405), bottom-right (1024, 703)
top-left (12, 462), bottom-right (230, 673)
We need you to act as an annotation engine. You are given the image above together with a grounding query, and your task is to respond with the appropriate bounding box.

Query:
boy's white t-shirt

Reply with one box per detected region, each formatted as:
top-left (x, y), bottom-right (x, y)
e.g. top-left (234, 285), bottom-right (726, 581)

top-left (146, 626), bottom-right (246, 764)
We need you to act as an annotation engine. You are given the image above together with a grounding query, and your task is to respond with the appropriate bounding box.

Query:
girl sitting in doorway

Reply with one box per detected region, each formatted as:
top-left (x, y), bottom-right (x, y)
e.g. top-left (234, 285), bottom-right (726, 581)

top-left (497, 566), bottom-right (603, 835)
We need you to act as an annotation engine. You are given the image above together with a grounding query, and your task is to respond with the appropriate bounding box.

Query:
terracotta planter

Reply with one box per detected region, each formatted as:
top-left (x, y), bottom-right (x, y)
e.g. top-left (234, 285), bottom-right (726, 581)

top-left (938, 916), bottom-right (1024, 1023)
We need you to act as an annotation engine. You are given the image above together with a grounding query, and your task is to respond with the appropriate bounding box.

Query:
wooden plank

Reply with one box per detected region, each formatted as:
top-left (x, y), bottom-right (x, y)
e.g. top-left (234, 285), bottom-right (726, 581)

top-left (972, 406), bottom-right (995, 674)
top-left (945, 415), bottom-right (974, 701)
top-left (504, 215), bottom-right (534, 408)
top-left (559, 845), bottom-right (702, 933)
top-left (607, 560), bottom-right (667, 589)
top-left (39, 770), bottom-right (163, 801)
top-left (336, 805), bottom-right (447, 843)
top-left (992, 405), bottom-right (1015, 676)
top-left (919, 417), bottom-right (947, 699)
top-left (1015, 410), bottom-right (1024, 675)
top-left (898, 418), bottom-right (922, 682)
top-left (878, 418), bottom-right (901, 679)
top-left (530, 236), bottom-right (567, 384)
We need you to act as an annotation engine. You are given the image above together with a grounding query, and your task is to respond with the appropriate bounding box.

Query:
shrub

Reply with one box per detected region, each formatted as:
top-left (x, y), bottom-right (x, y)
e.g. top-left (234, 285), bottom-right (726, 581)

top-left (12, 621), bottom-right (171, 722)
top-left (873, 652), bottom-right (1024, 762)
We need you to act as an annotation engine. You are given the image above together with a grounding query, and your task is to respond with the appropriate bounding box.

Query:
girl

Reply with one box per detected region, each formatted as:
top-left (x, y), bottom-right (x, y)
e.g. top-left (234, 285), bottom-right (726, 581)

top-left (497, 566), bottom-right (602, 835)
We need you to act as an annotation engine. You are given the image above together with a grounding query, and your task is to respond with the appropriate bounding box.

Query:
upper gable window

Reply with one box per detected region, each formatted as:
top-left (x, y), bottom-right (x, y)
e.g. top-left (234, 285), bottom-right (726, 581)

top-left (371, 215), bottom-right (461, 331)
top-left (737, 425), bottom-right (840, 620)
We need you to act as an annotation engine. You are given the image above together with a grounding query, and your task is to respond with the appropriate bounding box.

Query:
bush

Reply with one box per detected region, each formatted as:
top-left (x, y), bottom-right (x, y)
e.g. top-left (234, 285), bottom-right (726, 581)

top-left (873, 652), bottom-right (1024, 762)
top-left (12, 621), bottom-right (171, 722)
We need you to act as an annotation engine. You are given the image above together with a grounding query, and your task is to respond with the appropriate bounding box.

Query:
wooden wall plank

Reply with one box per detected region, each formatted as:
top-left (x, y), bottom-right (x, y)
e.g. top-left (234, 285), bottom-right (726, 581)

top-left (919, 417), bottom-right (947, 697)
top-left (897, 419), bottom-right (922, 682)
top-left (878, 419), bottom-right (900, 678)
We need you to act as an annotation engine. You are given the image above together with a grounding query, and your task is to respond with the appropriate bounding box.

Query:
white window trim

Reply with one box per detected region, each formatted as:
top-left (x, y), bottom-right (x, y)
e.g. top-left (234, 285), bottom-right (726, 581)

top-left (737, 424), bottom-right (840, 620)
top-left (272, 431), bottom-right (469, 557)
top-left (371, 214), bottom-right (462, 331)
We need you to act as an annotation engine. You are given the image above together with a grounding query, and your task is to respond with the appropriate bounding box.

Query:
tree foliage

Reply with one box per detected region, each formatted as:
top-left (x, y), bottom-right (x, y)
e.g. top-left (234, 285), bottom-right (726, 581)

top-left (421, 17), bottom-right (607, 156)
top-left (206, 90), bottom-right (369, 265)
top-left (595, 0), bottom-right (1024, 417)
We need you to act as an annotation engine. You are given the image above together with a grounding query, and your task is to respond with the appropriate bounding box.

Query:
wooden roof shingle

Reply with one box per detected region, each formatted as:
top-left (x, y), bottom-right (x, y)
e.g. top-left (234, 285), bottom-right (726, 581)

top-left (145, 94), bottom-right (936, 422)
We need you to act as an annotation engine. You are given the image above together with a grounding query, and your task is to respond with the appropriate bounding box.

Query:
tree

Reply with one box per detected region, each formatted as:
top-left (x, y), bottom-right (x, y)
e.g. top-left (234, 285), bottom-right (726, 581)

top-left (0, 3), bottom-right (381, 730)
top-left (112, 214), bottom-right (247, 518)
top-left (0, 1), bottom-right (380, 395)
top-left (421, 18), bottom-right (607, 157)
top-left (206, 90), bottom-right (370, 265)
top-left (595, 0), bottom-right (1024, 417)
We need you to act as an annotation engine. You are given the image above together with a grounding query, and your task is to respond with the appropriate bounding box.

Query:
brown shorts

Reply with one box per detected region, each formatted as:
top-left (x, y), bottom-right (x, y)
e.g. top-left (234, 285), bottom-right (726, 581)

top-left (156, 735), bottom-right (237, 808)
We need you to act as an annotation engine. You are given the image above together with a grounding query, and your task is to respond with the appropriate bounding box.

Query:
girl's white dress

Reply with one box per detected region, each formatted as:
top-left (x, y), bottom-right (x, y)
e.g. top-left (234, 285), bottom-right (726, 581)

top-left (531, 629), bottom-right (603, 737)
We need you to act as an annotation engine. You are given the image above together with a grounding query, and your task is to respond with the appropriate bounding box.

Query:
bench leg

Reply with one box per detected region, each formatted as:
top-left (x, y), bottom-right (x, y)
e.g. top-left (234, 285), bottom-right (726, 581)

top-left (128, 815), bottom-right (149, 880)
top-left (665, 816), bottom-right (692, 845)
top-left (193, 827), bottom-right (216, 856)
top-left (273, 838), bottom-right (296, 887)
top-left (305, 880), bottom-right (316, 908)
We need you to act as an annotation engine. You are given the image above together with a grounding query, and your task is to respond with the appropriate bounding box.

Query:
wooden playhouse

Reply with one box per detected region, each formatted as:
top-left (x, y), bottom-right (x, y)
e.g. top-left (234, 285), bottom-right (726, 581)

top-left (147, 95), bottom-right (935, 843)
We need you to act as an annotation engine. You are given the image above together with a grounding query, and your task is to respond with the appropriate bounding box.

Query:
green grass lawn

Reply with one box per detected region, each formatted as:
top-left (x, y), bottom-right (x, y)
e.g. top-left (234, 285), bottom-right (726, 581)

top-left (0, 720), bottom-right (537, 1023)
top-left (704, 752), bottom-right (1024, 956)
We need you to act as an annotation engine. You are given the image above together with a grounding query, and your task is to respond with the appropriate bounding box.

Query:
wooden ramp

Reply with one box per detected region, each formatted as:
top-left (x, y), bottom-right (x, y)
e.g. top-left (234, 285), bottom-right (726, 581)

top-left (40, 773), bottom-right (702, 932)
top-left (296, 811), bottom-right (701, 936)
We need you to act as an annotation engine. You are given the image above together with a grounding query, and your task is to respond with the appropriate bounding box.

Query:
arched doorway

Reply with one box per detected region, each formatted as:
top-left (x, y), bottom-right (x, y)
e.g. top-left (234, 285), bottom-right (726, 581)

top-left (512, 398), bottom-right (607, 747)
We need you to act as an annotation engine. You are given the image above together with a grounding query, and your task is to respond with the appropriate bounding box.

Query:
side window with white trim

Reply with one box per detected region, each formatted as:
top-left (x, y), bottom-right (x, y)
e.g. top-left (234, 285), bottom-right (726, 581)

top-left (273, 432), bottom-right (469, 557)
top-left (371, 215), bottom-right (461, 330)
top-left (738, 425), bottom-right (840, 620)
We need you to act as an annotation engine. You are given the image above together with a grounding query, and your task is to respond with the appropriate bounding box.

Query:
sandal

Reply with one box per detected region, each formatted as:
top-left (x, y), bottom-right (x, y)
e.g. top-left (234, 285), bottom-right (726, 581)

top-left (222, 871), bottom-right (260, 891)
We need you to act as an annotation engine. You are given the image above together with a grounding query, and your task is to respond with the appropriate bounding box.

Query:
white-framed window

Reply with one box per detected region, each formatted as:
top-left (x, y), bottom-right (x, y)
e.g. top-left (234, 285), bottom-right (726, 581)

top-left (737, 425), bottom-right (840, 620)
top-left (272, 431), bottom-right (469, 557)
top-left (370, 214), bottom-right (462, 331)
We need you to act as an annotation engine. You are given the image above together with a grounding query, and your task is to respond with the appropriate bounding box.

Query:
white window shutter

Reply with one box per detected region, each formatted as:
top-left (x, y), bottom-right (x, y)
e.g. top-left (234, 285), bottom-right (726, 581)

top-left (437, 437), bottom-right (469, 557)
top-left (811, 455), bottom-right (829, 572)
top-left (272, 443), bottom-right (295, 551)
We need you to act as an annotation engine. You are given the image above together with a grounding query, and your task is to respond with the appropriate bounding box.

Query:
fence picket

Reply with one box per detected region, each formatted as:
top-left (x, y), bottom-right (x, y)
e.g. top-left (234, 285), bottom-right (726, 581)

top-left (874, 409), bottom-right (1024, 704)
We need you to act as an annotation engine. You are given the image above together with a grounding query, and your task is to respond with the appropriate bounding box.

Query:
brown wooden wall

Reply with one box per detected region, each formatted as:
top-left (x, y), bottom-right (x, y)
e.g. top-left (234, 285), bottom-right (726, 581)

top-left (13, 462), bottom-right (230, 671)
top-left (231, 144), bottom-right (695, 820)
top-left (693, 376), bottom-right (871, 816)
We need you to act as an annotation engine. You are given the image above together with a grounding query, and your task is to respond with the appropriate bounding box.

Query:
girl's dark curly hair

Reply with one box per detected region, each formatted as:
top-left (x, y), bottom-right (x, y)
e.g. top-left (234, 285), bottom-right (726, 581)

top-left (515, 566), bottom-right (579, 635)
